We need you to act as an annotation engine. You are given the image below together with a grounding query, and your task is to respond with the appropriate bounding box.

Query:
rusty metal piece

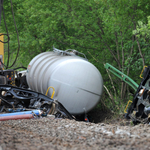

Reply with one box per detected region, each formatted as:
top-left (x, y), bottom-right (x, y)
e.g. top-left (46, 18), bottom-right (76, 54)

top-left (148, 114), bottom-right (150, 122)
top-left (0, 114), bottom-right (34, 121)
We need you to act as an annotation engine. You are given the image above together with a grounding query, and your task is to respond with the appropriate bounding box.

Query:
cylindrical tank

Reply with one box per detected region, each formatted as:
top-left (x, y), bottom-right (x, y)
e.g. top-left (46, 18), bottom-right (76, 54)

top-left (26, 50), bottom-right (103, 115)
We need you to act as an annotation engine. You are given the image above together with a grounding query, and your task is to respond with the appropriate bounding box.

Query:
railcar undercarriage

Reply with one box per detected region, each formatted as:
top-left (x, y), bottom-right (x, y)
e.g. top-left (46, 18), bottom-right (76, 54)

top-left (126, 66), bottom-right (150, 124)
top-left (0, 84), bottom-right (75, 120)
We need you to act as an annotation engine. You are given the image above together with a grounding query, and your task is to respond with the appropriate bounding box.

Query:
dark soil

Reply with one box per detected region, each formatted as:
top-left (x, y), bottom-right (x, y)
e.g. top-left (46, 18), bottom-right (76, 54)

top-left (87, 108), bottom-right (113, 123)
top-left (88, 107), bottom-right (132, 126)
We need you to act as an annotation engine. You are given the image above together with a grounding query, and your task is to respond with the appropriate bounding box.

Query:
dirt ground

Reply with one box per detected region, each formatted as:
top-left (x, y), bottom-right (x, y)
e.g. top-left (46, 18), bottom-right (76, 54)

top-left (88, 108), bottom-right (131, 125)
top-left (0, 109), bottom-right (150, 150)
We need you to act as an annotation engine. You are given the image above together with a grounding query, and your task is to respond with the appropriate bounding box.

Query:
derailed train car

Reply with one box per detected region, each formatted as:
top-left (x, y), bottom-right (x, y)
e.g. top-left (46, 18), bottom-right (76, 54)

top-left (26, 47), bottom-right (103, 115)
top-left (0, 47), bottom-right (103, 121)
top-left (104, 63), bottom-right (150, 124)
top-left (126, 66), bottom-right (150, 124)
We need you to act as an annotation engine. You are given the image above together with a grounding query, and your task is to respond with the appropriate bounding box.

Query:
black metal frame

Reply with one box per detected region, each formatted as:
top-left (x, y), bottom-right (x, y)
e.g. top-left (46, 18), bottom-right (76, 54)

top-left (126, 66), bottom-right (150, 124)
top-left (0, 84), bottom-right (75, 120)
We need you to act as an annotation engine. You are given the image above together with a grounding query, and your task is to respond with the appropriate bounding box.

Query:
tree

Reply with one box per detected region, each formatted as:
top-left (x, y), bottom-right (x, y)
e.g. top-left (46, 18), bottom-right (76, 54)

top-left (1, 0), bottom-right (150, 112)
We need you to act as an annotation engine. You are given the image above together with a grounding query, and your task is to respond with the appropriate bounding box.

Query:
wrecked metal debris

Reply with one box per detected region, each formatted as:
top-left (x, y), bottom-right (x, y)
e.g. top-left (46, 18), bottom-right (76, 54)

top-left (0, 85), bottom-right (75, 121)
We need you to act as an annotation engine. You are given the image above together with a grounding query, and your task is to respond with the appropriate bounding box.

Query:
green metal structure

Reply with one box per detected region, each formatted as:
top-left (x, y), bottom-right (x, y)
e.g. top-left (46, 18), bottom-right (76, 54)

top-left (104, 63), bottom-right (139, 91)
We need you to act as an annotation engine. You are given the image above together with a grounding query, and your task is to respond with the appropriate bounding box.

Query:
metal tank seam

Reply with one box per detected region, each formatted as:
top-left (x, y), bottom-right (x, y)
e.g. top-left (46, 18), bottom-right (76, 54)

top-left (27, 52), bottom-right (51, 90)
top-left (36, 54), bottom-right (57, 92)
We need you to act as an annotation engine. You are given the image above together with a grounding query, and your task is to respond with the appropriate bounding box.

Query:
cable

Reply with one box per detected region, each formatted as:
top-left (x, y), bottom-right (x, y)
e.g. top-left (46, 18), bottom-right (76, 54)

top-left (13, 67), bottom-right (27, 70)
top-left (0, 59), bottom-right (6, 69)
top-left (0, 58), bottom-right (27, 71)
top-left (1, 1), bottom-right (23, 70)
top-left (0, 34), bottom-right (10, 43)
top-left (8, 0), bottom-right (20, 68)
top-left (0, 0), bottom-right (3, 25)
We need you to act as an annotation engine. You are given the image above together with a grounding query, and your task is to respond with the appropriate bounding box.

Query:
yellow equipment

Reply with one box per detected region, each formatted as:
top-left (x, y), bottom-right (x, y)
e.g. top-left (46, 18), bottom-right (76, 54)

top-left (0, 34), bottom-right (4, 69)
top-left (124, 100), bottom-right (132, 113)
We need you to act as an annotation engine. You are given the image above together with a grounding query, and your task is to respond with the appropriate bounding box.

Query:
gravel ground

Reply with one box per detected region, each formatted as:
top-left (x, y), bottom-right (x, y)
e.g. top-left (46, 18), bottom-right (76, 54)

top-left (1, 116), bottom-right (150, 150)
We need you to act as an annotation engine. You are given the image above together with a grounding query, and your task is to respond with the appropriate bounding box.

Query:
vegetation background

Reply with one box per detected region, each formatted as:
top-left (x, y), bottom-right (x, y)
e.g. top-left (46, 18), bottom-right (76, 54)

top-left (1, 0), bottom-right (150, 114)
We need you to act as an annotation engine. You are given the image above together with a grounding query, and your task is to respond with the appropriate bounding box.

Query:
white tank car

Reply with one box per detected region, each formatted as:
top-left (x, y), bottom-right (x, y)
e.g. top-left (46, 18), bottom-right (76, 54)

top-left (26, 48), bottom-right (103, 115)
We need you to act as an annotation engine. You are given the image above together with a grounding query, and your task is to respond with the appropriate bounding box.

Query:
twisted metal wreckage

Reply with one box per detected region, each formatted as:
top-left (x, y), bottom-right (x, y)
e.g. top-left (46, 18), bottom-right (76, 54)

top-left (0, 47), bottom-right (103, 122)
top-left (2, 1), bottom-right (150, 124)
top-left (0, 84), bottom-right (75, 121)
top-left (0, 0), bottom-right (104, 122)
top-left (105, 63), bottom-right (150, 124)
top-left (0, 38), bottom-right (103, 122)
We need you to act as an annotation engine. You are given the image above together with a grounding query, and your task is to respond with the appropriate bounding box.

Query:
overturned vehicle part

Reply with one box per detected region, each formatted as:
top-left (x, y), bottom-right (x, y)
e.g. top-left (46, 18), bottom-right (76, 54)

top-left (126, 66), bottom-right (150, 124)
top-left (0, 85), bottom-right (75, 120)
top-left (26, 47), bottom-right (103, 115)
top-left (104, 63), bottom-right (150, 124)
top-left (0, 47), bottom-right (103, 121)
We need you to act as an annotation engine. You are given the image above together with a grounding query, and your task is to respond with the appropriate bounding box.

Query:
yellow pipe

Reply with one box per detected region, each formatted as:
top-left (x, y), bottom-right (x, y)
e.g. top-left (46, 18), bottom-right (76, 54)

top-left (140, 66), bottom-right (147, 78)
top-left (0, 34), bottom-right (4, 62)
top-left (124, 100), bottom-right (132, 113)
top-left (45, 86), bottom-right (55, 99)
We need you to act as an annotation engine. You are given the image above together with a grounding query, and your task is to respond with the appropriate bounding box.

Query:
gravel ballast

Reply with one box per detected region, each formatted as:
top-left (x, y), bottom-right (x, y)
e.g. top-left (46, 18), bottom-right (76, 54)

top-left (0, 117), bottom-right (150, 150)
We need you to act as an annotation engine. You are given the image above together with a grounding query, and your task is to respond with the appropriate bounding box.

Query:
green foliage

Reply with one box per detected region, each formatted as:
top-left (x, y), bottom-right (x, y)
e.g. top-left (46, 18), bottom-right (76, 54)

top-left (133, 16), bottom-right (150, 39)
top-left (1, 0), bottom-right (150, 113)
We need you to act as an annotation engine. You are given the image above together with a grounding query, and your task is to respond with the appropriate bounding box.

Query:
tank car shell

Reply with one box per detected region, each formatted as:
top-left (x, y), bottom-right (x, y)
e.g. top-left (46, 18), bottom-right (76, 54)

top-left (26, 51), bottom-right (103, 115)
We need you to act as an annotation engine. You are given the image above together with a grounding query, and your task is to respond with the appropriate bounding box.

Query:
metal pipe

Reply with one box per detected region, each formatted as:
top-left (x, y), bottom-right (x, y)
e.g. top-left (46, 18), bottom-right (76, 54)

top-left (0, 110), bottom-right (42, 117)
top-left (0, 114), bottom-right (34, 121)
top-left (104, 63), bottom-right (139, 91)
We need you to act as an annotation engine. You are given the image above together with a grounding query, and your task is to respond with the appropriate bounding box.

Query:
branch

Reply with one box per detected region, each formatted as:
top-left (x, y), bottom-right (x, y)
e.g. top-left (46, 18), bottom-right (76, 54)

top-left (103, 85), bottom-right (115, 106)
top-left (135, 36), bottom-right (145, 67)
top-left (115, 32), bottom-right (120, 62)
top-left (87, 51), bottom-right (103, 63)
top-left (120, 31), bottom-right (125, 71)
top-left (105, 68), bottom-right (117, 99)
